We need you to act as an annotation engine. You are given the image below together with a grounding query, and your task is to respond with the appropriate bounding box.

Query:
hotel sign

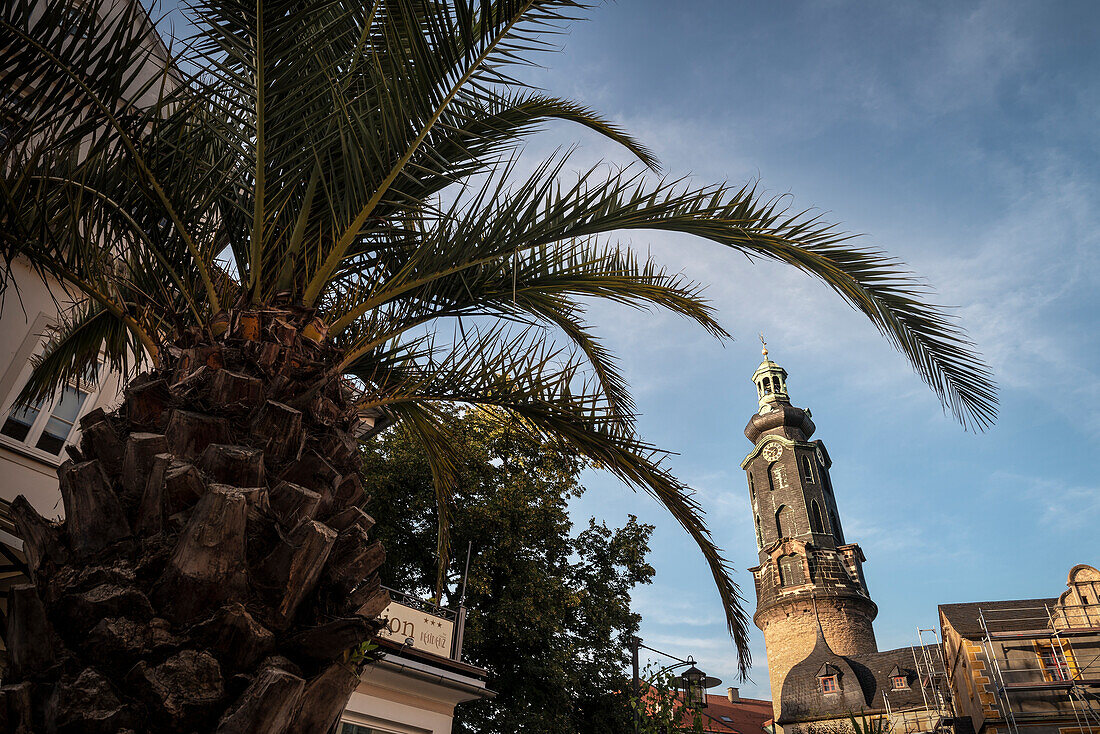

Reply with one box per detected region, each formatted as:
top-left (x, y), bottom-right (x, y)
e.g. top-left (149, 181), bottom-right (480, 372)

top-left (377, 600), bottom-right (455, 658)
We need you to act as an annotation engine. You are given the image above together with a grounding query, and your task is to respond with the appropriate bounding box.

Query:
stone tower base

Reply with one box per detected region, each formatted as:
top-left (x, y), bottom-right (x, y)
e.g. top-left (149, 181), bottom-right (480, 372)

top-left (755, 595), bottom-right (878, 720)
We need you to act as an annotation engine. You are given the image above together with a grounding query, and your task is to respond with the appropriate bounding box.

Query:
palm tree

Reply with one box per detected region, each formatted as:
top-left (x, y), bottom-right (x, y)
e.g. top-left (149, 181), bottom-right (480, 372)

top-left (0, 0), bottom-right (996, 731)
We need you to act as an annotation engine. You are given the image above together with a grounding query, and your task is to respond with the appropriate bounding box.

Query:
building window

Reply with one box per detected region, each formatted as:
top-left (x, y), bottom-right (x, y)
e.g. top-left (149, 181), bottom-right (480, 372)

top-left (801, 455), bottom-right (814, 483)
top-left (769, 462), bottom-right (787, 491)
top-left (778, 554), bottom-right (803, 586)
top-left (755, 516), bottom-right (763, 548)
top-left (820, 675), bottom-right (838, 693)
top-left (762, 377), bottom-right (772, 394)
top-left (340, 724), bottom-right (393, 734)
top-left (1, 381), bottom-right (95, 457)
top-left (749, 472), bottom-right (755, 501)
top-left (1038, 645), bottom-right (1073, 682)
top-left (775, 505), bottom-right (793, 538)
top-left (809, 500), bottom-right (824, 534)
top-left (892, 675), bottom-right (908, 690)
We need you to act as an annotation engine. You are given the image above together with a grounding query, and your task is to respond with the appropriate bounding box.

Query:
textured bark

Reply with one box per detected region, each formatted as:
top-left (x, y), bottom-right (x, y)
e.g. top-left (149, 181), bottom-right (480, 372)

top-left (256, 520), bottom-right (337, 629)
top-left (58, 460), bottom-right (131, 558)
top-left (287, 617), bottom-right (373, 663)
top-left (208, 370), bottom-right (264, 411)
top-left (269, 481), bottom-right (321, 527)
top-left (286, 663), bottom-right (362, 734)
top-left (121, 433), bottom-right (169, 506)
top-left (250, 401), bottom-right (303, 464)
top-left (0, 682), bottom-right (34, 734)
top-left (135, 454), bottom-right (172, 536)
top-left (155, 487), bottom-right (249, 622)
top-left (200, 444), bottom-right (265, 486)
top-left (166, 410), bottom-right (231, 460)
top-left (6, 584), bottom-right (61, 677)
top-left (192, 603), bottom-right (275, 672)
top-left (78, 413), bottom-right (124, 472)
top-left (214, 665), bottom-right (304, 734)
top-left (326, 506), bottom-right (375, 533)
top-left (46, 667), bottom-right (132, 734)
top-left (3, 308), bottom-right (386, 732)
top-left (9, 496), bottom-right (66, 582)
top-left (126, 377), bottom-right (172, 429)
top-left (324, 527), bottom-right (385, 596)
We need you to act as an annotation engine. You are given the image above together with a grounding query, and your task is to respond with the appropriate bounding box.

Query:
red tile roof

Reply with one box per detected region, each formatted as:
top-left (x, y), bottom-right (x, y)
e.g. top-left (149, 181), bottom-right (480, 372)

top-left (674, 692), bottom-right (773, 733)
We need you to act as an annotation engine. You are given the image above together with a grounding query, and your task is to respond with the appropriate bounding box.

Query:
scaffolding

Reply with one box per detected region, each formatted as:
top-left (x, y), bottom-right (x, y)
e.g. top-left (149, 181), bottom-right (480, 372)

top-left (977, 603), bottom-right (1100, 734)
top-left (883, 628), bottom-right (957, 734)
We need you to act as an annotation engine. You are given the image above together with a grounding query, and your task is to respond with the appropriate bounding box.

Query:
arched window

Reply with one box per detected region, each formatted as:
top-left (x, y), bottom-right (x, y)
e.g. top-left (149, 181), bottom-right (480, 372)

top-left (755, 516), bottom-right (763, 548)
top-left (831, 509), bottom-right (844, 544)
top-left (749, 472), bottom-right (756, 501)
top-left (810, 500), bottom-right (824, 533)
top-left (801, 455), bottom-right (814, 483)
top-left (776, 505), bottom-right (793, 538)
top-left (778, 555), bottom-right (803, 586)
top-left (769, 462), bottom-right (786, 491)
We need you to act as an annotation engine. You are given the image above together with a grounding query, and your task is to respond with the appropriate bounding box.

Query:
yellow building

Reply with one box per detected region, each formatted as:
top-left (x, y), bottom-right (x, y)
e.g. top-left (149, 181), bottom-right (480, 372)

top-left (939, 565), bottom-right (1100, 734)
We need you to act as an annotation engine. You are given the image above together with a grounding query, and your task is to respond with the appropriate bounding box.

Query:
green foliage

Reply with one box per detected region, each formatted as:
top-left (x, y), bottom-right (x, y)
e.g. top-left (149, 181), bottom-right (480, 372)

top-left (2, 0), bottom-right (999, 671)
top-left (631, 664), bottom-right (707, 734)
top-left (847, 712), bottom-right (889, 734)
top-left (363, 407), bottom-right (654, 734)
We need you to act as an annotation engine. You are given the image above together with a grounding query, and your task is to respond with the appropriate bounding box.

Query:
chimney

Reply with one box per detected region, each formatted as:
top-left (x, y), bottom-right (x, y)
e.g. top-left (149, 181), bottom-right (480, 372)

top-left (727, 687), bottom-right (739, 703)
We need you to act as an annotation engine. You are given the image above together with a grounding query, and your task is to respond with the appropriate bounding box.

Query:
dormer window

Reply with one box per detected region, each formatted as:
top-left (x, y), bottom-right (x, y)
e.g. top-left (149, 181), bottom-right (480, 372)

top-left (892, 675), bottom-right (908, 690)
top-left (821, 675), bottom-right (838, 694)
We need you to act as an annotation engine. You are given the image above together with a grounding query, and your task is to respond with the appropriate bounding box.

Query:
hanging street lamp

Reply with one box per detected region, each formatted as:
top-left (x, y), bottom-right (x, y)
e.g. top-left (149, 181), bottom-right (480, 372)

top-left (680, 657), bottom-right (708, 708)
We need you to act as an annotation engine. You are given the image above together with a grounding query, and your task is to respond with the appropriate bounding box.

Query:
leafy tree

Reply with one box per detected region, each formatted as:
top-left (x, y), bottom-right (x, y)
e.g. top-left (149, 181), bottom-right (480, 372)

top-left (0, 0), bottom-right (996, 728)
top-left (633, 665), bottom-right (706, 734)
top-left (364, 407), bottom-right (654, 734)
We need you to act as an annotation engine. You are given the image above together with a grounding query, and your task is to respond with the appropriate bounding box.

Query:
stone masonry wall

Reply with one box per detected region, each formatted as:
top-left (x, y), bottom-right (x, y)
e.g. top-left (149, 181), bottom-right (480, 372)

top-left (757, 596), bottom-right (879, 720)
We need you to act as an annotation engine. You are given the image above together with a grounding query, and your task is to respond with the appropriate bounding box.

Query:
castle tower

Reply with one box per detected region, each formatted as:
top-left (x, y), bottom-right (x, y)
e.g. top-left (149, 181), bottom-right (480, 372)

top-left (741, 344), bottom-right (878, 719)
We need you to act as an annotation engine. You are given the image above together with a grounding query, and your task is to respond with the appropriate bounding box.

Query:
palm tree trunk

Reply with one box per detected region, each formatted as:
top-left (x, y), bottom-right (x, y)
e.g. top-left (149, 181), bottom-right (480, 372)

top-left (2, 307), bottom-right (389, 734)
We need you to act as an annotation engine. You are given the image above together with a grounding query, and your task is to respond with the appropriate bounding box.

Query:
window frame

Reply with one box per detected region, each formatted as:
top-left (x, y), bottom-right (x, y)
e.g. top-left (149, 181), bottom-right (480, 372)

top-left (801, 454), bottom-right (815, 483)
top-left (0, 358), bottom-right (103, 466)
top-left (1036, 643), bottom-right (1074, 682)
top-left (820, 675), bottom-right (838, 694)
top-left (892, 675), bottom-right (908, 690)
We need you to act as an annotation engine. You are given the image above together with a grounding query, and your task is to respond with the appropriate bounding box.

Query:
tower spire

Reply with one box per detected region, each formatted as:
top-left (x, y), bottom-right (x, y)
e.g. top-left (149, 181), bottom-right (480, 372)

top-left (751, 338), bottom-right (789, 411)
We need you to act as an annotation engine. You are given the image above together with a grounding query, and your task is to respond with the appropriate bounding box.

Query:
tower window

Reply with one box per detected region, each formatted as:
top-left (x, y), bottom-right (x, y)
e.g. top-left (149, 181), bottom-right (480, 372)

top-left (775, 505), bottom-right (793, 539)
top-left (778, 554), bottom-right (803, 586)
top-left (762, 377), bottom-right (772, 394)
top-left (831, 510), bottom-right (843, 544)
top-left (749, 472), bottom-right (755, 501)
top-left (769, 463), bottom-right (787, 491)
top-left (755, 516), bottom-right (763, 548)
top-left (801, 455), bottom-right (814, 483)
top-left (820, 676), bottom-right (838, 694)
top-left (810, 500), bottom-right (825, 534)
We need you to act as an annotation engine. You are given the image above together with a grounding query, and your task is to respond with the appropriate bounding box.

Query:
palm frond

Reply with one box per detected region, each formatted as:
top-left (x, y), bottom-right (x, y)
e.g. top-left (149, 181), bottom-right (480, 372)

top-left (346, 325), bottom-right (753, 675)
top-left (16, 300), bottom-right (141, 409)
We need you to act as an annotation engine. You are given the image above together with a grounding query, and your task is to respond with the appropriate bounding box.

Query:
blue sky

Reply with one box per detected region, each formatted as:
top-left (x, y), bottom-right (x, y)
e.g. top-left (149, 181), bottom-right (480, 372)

top-left (508, 0), bottom-right (1100, 699)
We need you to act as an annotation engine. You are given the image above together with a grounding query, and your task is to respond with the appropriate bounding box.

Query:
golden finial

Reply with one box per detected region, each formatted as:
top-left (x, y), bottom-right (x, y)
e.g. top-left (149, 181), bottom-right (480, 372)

top-left (759, 332), bottom-right (768, 359)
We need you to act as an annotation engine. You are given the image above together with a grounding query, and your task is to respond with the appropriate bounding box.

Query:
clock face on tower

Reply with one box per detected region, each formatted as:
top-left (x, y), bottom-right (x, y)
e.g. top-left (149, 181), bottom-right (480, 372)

top-left (761, 443), bottom-right (783, 462)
